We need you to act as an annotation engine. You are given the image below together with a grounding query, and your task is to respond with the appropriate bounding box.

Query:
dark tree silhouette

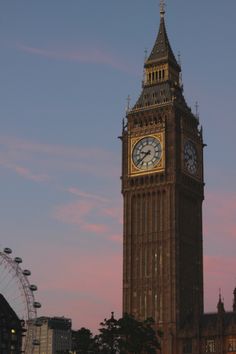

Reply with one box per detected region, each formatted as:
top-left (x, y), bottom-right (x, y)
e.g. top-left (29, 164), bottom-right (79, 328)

top-left (72, 327), bottom-right (94, 353)
top-left (96, 312), bottom-right (161, 354)
top-left (96, 312), bottom-right (120, 353)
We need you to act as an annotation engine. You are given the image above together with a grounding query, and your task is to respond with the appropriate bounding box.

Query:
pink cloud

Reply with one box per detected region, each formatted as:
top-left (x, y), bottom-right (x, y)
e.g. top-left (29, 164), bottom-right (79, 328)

top-left (0, 135), bottom-right (119, 178)
top-left (16, 43), bottom-right (133, 74)
top-left (204, 190), bottom-right (236, 240)
top-left (53, 198), bottom-right (122, 240)
top-left (83, 223), bottom-right (109, 234)
top-left (24, 242), bottom-right (122, 332)
top-left (102, 207), bottom-right (123, 224)
top-left (53, 200), bottom-right (110, 235)
top-left (203, 190), bottom-right (236, 312)
top-left (0, 135), bottom-right (113, 160)
top-left (13, 165), bottom-right (49, 182)
top-left (109, 234), bottom-right (122, 244)
top-left (54, 200), bottom-right (93, 223)
top-left (0, 158), bottom-right (49, 183)
top-left (66, 187), bottom-right (109, 203)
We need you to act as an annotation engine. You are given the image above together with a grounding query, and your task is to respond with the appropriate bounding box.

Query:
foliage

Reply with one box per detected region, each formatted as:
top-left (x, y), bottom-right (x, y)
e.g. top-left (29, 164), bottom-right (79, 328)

top-left (72, 313), bottom-right (161, 354)
top-left (96, 312), bottom-right (161, 354)
top-left (72, 327), bottom-right (94, 353)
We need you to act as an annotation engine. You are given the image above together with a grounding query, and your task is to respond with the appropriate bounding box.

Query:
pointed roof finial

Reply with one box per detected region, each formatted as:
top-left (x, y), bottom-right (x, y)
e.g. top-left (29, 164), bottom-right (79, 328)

top-left (126, 95), bottom-right (131, 113)
top-left (160, 0), bottom-right (166, 18)
top-left (144, 48), bottom-right (148, 62)
top-left (178, 52), bottom-right (182, 67)
top-left (217, 288), bottom-right (225, 313)
top-left (195, 101), bottom-right (200, 121)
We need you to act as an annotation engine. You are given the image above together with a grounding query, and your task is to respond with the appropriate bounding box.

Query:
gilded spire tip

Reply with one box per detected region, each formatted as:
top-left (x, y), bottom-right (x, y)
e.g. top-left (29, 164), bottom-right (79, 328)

top-left (160, 0), bottom-right (166, 18)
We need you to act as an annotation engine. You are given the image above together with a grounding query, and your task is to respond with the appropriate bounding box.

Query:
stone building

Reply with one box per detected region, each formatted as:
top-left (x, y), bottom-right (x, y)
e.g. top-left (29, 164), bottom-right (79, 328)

top-left (121, 2), bottom-right (236, 354)
top-left (31, 316), bottom-right (71, 354)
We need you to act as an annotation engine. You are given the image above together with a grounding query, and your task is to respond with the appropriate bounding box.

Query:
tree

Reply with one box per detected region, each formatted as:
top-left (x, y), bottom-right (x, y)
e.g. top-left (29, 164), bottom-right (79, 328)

top-left (118, 314), bottom-right (161, 354)
top-left (97, 312), bottom-right (120, 353)
top-left (72, 327), bottom-right (94, 353)
top-left (96, 312), bottom-right (161, 354)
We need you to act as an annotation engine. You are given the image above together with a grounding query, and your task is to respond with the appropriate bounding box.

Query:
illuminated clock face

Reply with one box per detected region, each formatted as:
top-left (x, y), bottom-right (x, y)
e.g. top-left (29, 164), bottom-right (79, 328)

top-left (184, 141), bottom-right (198, 174)
top-left (132, 136), bottom-right (162, 170)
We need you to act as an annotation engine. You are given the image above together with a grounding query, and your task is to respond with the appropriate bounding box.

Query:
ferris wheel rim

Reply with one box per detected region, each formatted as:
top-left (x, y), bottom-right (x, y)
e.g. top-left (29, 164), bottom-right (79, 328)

top-left (0, 247), bottom-right (41, 353)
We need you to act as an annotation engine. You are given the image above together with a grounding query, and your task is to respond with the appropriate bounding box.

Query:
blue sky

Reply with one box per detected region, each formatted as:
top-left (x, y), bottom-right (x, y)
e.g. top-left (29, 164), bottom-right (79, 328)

top-left (0, 0), bottom-right (236, 332)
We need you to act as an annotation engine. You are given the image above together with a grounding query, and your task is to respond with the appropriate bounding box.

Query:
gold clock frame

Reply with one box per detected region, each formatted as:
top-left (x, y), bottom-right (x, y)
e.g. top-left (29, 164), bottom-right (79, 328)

top-left (129, 132), bottom-right (165, 176)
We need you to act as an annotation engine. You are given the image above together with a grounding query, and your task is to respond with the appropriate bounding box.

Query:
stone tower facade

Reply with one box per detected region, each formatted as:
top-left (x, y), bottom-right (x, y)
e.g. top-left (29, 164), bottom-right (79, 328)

top-left (121, 5), bottom-right (204, 354)
top-left (121, 4), bottom-right (236, 354)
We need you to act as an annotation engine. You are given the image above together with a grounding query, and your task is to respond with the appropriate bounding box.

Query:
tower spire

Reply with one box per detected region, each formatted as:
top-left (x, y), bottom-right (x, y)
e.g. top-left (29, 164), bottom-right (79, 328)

top-left (217, 289), bottom-right (225, 314)
top-left (160, 0), bottom-right (166, 18)
top-left (145, 1), bottom-right (179, 70)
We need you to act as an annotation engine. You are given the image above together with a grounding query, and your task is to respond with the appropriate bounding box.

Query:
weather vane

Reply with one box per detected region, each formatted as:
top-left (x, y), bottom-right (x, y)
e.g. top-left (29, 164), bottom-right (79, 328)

top-left (160, 0), bottom-right (166, 18)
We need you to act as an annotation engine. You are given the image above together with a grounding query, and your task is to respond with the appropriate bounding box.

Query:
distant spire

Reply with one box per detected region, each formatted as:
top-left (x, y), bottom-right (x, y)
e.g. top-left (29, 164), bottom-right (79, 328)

top-left (217, 289), bottom-right (225, 314)
top-left (233, 287), bottom-right (236, 312)
top-left (160, 0), bottom-right (166, 18)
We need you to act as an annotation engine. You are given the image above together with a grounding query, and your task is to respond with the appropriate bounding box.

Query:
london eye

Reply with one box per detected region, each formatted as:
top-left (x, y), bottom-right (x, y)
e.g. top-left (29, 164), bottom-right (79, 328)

top-left (0, 247), bottom-right (41, 353)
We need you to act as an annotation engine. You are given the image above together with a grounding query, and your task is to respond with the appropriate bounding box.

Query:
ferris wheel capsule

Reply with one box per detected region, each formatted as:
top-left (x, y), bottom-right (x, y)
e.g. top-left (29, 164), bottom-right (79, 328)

top-left (4, 247), bottom-right (12, 254)
top-left (14, 257), bottom-right (23, 263)
top-left (33, 302), bottom-right (41, 309)
top-left (23, 269), bottom-right (31, 276)
top-left (29, 285), bottom-right (38, 291)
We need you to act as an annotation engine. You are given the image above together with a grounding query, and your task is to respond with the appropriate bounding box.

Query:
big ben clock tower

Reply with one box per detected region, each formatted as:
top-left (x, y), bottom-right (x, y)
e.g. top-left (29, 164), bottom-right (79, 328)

top-left (121, 2), bottom-right (204, 354)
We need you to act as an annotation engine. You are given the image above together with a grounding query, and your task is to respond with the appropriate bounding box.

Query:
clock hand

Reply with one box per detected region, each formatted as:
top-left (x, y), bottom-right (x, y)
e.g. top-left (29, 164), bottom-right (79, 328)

top-left (185, 152), bottom-right (193, 160)
top-left (137, 150), bottom-right (151, 164)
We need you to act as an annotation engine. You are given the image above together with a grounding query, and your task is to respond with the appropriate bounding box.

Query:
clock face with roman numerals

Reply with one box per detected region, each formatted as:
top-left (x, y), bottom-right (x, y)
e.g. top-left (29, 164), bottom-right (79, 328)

top-left (184, 140), bottom-right (198, 175)
top-left (132, 136), bottom-right (162, 171)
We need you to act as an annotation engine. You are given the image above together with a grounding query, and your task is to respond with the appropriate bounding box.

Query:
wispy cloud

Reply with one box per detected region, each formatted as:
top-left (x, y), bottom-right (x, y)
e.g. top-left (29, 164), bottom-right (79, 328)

top-left (0, 135), bottom-right (119, 179)
top-left (53, 199), bottom-right (109, 233)
top-left (0, 135), bottom-right (122, 242)
top-left (16, 43), bottom-right (134, 74)
top-left (0, 158), bottom-right (49, 183)
top-left (66, 187), bottom-right (109, 204)
top-left (53, 199), bottom-right (121, 240)
top-left (13, 165), bottom-right (49, 182)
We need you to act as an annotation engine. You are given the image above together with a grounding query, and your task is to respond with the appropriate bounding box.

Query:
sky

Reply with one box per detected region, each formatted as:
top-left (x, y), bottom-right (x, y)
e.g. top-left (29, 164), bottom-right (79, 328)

top-left (0, 0), bottom-right (236, 333)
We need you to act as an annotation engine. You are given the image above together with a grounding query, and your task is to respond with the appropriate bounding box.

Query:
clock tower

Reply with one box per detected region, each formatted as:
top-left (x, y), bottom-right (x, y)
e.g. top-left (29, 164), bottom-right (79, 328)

top-left (121, 3), bottom-right (204, 354)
